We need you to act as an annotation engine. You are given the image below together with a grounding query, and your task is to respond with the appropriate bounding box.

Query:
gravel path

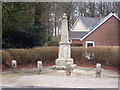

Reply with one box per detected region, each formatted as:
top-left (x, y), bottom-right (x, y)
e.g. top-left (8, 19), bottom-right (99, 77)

top-left (1, 66), bottom-right (119, 88)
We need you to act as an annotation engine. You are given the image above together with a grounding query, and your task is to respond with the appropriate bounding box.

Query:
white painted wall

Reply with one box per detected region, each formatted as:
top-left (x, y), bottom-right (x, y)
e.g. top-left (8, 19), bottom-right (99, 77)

top-left (72, 19), bottom-right (90, 31)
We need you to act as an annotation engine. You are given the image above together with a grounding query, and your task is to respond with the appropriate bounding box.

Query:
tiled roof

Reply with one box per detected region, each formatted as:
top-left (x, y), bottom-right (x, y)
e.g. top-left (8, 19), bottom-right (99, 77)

top-left (79, 17), bottom-right (101, 29)
top-left (80, 13), bottom-right (120, 41)
top-left (69, 31), bottom-right (88, 39)
top-left (69, 17), bottom-right (100, 39)
top-left (70, 13), bottom-right (120, 40)
top-left (70, 17), bottom-right (101, 40)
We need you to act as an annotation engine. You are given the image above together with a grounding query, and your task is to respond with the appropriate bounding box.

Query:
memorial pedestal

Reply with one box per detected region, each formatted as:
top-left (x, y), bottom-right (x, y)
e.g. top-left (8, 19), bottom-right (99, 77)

top-left (52, 13), bottom-right (76, 70)
top-left (52, 58), bottom-right (76, 70)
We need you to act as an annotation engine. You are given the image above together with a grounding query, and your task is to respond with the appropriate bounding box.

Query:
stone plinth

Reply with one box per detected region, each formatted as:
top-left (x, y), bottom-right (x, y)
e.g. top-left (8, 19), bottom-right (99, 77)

top-left (52, 13), bottom-right (76, 70)
top-left (52, 58), bottom-right (76, 70)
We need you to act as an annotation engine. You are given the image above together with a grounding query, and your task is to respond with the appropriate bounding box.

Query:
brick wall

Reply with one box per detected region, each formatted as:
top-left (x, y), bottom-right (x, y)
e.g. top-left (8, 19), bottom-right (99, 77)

top-left (71, 40), bottom-right (82, 46)
top-left (82, 16), bottom-right (120, 46)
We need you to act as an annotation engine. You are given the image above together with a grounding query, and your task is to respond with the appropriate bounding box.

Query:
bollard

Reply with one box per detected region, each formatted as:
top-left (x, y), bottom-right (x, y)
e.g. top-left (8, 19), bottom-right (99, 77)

top-left (66, 62), bottom-right (72, 76)
top-left (37, 61), bottom-right (42, 74)
top-left (11, 60), bottom-right (17, 72)
top-left (96, 63), bottom-right (101, 78)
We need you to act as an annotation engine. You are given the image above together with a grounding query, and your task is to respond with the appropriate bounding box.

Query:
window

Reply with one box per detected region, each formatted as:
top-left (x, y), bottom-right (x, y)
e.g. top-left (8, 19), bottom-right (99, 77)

top-left (85, 41), bottom-right (95, 59)
top-left (86, 41), bottom-right (95, 48)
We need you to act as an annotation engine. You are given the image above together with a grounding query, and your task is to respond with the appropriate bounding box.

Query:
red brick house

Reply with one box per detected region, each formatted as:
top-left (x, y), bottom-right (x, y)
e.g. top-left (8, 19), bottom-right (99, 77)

top-left (69, 13), bottom-right (120, 47)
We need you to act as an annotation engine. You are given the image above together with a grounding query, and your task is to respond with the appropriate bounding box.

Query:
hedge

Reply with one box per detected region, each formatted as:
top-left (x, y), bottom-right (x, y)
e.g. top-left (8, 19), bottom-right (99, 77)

top-left (86, 46), bottom-right (118, 67)
top-left (4, 47), bottom-right (58, 66)
top-left (2, 46), bottom-right (119, 69)
top-left (2, 50), bottom-right (13, 68)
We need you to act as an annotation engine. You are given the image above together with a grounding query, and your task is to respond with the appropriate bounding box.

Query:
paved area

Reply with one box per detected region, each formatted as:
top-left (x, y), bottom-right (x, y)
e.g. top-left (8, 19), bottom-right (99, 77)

top-left (1, 87), bottom-right (119, 90)
top-left (1, 66), bottom-right (119, 88)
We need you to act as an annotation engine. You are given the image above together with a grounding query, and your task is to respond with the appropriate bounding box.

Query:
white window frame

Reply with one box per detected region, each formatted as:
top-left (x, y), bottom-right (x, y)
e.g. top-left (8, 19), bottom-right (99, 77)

top-left (85, 41), bottom-right (95, 48)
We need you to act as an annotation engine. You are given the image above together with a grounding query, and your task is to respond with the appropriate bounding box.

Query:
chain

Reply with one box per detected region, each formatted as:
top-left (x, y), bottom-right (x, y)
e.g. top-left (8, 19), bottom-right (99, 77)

top-left (79, 73), bottom-right (96, 75)
top-left (74, 68), bottom-right (119, 77)
top-left (84, 68), bottom-right (95, 71)
top-left (77, 67), bottom-right (96, 71)
top-left (74, 71), bottom-right (96, 75)
top-left (101, 73), bottom-right (119, 78)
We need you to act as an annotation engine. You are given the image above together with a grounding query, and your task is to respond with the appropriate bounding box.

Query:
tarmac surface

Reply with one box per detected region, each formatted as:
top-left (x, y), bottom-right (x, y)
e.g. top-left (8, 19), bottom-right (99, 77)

top-left (1, 66), bottom-right (119, 89)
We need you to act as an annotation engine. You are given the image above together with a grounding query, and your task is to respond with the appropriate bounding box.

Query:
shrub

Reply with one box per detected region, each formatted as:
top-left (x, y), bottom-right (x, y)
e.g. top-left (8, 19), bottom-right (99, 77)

top-left (2, 50), bottom-right (13, 68)
top-left (5, 47), bottom-right (58, 66)
top-left (27, 47), bottom-right (58, 64)
top-left (47, 41), bottom-right (58, 46)
top-left (5, 49), bottom-right (29, 65)
top-left (86, 46), bottom-right (118, 68)
top-left (2, 46), bottom-right (119, 69)
top-left (71, 47), bottom-right (86, 63)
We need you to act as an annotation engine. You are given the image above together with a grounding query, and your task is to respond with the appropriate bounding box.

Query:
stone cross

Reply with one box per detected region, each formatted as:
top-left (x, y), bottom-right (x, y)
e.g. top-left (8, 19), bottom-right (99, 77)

top-left (37, 61), bottom-right (42, 74)
top-left (11, 60), bottom-right (17, 72)
top-left (96, 63), bottom-right (101, 78)
top-left (52, 13), bottom-right (76, 70)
